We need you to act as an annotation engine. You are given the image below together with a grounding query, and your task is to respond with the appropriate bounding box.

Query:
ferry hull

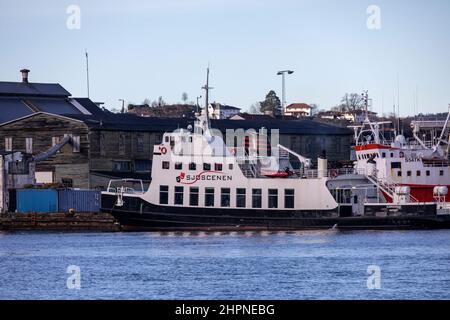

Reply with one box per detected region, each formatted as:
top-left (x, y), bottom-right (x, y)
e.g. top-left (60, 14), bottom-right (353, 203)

top-left (101, 195), bottom-right (450, 231)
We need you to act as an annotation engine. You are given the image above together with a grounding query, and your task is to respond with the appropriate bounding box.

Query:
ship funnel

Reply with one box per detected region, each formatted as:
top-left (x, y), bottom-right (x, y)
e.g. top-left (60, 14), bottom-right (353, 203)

top-left (317, 150), bottom-right (328, 178)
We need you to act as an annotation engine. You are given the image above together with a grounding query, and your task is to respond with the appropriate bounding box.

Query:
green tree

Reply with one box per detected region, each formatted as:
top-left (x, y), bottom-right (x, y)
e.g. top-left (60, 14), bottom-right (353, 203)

top-left (259, 90), bottom-right (281, 115)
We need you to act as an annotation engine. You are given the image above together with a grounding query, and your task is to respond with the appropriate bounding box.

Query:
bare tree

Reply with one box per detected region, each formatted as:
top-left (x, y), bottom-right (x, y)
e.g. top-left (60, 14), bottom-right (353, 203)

top-left (249, 102), bottom-right (262, 114)
top-left (309, 103), bottom-right (319, 116)
top-left (339, 93), bottom-right (365, 112)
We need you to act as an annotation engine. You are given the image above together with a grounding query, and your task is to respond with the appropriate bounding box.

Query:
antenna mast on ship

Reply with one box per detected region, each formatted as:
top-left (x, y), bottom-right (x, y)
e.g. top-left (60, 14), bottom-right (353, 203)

top-left (202, 66), bottom-right (213, 129)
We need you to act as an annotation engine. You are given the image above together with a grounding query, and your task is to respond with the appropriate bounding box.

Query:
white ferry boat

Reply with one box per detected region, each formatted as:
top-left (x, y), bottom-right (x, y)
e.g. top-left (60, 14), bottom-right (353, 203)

top-left (101, 96), bottom-right (449, 231)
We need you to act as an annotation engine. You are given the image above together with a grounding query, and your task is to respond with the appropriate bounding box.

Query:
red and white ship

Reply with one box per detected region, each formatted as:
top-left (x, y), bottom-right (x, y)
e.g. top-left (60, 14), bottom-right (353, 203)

top-left (352, 97), bottom-right (450, 203)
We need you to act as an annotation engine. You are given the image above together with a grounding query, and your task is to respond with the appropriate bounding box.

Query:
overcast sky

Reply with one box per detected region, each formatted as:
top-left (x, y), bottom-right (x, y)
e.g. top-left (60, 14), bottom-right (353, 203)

top-left (1, 0), bottom-right (449, 115)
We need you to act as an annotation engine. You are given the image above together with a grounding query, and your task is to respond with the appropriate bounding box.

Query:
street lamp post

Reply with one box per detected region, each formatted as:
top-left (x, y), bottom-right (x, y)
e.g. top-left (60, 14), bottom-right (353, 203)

top-left (277, 70), bottom-right (294, 115)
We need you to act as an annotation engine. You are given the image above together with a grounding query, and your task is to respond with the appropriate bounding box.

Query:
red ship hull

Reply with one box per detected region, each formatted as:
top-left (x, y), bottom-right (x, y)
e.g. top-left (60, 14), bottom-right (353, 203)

top-left (382, 184), bottom-right (449, 202)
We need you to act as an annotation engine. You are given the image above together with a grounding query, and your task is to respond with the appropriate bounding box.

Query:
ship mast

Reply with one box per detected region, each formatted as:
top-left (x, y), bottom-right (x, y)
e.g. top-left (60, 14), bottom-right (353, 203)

top-left (202, 66), bottom-right (213, 129)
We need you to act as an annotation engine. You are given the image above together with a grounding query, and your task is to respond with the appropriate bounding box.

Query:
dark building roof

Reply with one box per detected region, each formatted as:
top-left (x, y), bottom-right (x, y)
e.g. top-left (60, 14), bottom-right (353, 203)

top-left (211, 119), bottom-right (352, 135)
top-left (0, 81), bottom-right (71, 98)
top-left (63, 113), bottom-right (351, 135)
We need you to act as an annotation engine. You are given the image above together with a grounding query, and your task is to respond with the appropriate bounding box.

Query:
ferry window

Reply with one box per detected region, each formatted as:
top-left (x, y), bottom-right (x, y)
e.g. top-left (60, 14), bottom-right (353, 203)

top-left (268, 189), bottom-right (278, 208)
top-left (440, 170), bottom-right (444, 176)
top-left (221, 188), bottom-right (230, 207)
top-left (353, 195), bottom-right (358, 204)
top-left (189, 163), bottom-right (196, 170)
top-left (205, 188), bottom-right (215, 207)
top-left (162, 161), bottom-right (170, 169)
top-left (398, 171), bottom-right (402, 177)
top-left (391, 162), bottom-right (401, 169)
top-left (390, 153), bottom-right (394, 158)
top-left (165, 136), bottom-right (169, 143)
top-left (215, 163), bottom-right (223, 171)
top-left (175, 162), bottom-right (182, 170)
top-left (382, 152), bottom-right (386, 158)
top-left (203, 163), bottom-right (211, 171)
top-left (426, 170), bottom-right (431, 176)
top-left (284, 189), bottom-right (295, 209)
top-left (236, 188), bottom-right (246, 208)
top-left (252, 189), bottom-right (262, 208)
top-left (189, 187), bottom-right (199, 206)
top-left (174, 186), bottom-right (184, 205)
top-left (229, 164), bottom-right (234, 170)
top-left (416, 171), bottom-right (421, 177)
top-left (159, 185), bottom-right (169, 204)
top-left (407, 171), bottom-right (412, 177)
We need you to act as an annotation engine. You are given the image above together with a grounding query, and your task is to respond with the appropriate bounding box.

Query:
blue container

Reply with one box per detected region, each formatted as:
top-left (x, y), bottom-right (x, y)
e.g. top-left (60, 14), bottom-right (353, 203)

top-left (58, 189), bottom-right (101, 213)
top-left (16, 189), bottom-right (58, 213)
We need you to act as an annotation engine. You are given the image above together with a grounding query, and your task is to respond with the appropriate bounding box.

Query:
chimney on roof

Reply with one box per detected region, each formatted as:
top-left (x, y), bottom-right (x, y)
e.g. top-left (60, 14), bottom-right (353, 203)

top-left (20, 68), bottom-right (30, 83)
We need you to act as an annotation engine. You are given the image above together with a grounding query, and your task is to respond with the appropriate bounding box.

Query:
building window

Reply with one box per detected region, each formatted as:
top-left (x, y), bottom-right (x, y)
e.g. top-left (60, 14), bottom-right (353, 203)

top-left (221, 188), bottom-right (230, 207)
top-left (382, 152), bottom-right (386, 158)
top-left (4, 137), bottom-right (12, 152)
top-left (268, 189), bottom-right (278, 208)
top-left (61, 178), bottom-right (73, 188)
top-left (440, 170), bottom-right (444, 176)
top-left (119, 134), bottom-right (126, 155)
top-left (236, 188), bottom-right (246, 208)
top-left (100, 133), bottom-right (106, 156)
top-left (426, 170), bottom-right (431, 176)
top-left (135, 160), bottom-right (151, 172)
top-left (137, 135), bottom-right (144, 153)
top-left (72, 136), bottom-right (80, 153)
top-left (229, 164), bottom-right (234, 170)
top-left (390, 153), bottom-right (394, 158)
top-left (113, 161), bottom-right (131, 172)
top-left (162, 161), bottom-right (170, 169)
top-left (407, 171), bottom-right (412, 177)
top-left (159, 185), bottom-right (169, 204)
top-left (205, 188), bottom-right (214, 207)
top-left (25, 137), bottom-right (33, 154)
top-left (190, 187), bottom-right (199, 206)
top-left (252, 189), bottom-right (262, 208)
top-left (52, 136), bottom-right (60, 146)
top-left (174, 186), bottom-right (184, 205)
top-left (203, 163), bottom-right (211, 171)
top-left (189, 163), bottom-right (196, 170)
top-left (416, 170), bottom-right (421, 177)
top-left (398, 171), bottom-right (402, 177)
top-left (175, 162), bottom-right (183, 170)
top-left (215, 163), bottom-right (223, 171)
top-left (285, 189), bottom-right (295, 208)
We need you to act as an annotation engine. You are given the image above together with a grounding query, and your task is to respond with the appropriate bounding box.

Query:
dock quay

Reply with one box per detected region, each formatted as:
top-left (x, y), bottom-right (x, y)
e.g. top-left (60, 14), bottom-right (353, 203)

top-left (0, 212), bottom-right (119, 231)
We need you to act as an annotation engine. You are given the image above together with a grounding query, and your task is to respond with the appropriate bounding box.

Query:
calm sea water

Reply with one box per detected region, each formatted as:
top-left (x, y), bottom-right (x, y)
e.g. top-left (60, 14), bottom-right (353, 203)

top-left (1, 230), bottom-right (450, 300)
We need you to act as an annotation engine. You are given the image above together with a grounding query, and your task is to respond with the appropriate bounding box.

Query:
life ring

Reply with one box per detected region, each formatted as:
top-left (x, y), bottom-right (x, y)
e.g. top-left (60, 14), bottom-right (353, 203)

top-left (160, 146), bottom-right (167, 155)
